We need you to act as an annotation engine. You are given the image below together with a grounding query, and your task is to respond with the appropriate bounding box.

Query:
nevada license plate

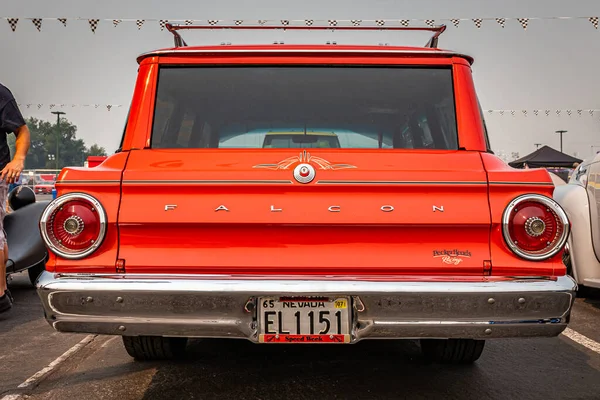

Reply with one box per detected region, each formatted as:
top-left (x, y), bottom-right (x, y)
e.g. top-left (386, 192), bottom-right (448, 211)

top-left (258, 296), bottom-right (351, 343)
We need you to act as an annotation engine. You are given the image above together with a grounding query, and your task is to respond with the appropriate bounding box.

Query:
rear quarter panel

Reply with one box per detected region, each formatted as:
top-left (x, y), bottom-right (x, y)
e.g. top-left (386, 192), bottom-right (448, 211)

top-left (47, 152), bottom-right (129, 273)
top-left (481, 153), bottom-right (565, 276)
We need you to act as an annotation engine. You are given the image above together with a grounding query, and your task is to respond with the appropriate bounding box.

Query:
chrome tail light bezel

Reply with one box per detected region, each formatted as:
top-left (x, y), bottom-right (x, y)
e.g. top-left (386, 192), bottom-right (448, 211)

top-left (501, 194), bottom-right (570, 261)
top-left (39, 192), bottom-right (108, 260)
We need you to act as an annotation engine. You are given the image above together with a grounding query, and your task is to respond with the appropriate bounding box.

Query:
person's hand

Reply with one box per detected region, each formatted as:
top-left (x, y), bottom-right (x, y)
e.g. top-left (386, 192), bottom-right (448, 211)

top-left (1, 158), bottom-right (24, 184)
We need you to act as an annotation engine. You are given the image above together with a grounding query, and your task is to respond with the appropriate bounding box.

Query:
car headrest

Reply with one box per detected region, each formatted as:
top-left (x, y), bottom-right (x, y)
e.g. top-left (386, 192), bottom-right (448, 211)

top-left (8, 185), bottom-right (36, 211)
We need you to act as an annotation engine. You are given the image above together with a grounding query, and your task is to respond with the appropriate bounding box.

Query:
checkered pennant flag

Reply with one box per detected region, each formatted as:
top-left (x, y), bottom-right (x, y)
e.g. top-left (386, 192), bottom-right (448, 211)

top-left (136, 19), bottom-right (145, 30)
top-left (208, 20), bottom-right (219, 25)
top-left (472, 18), bottom-right (483, 29)
top-left (113, 19), bottom-right (122, 27)
top-left (258, 20), bottom-right (267, 25)
top-left (589, 17), bottom-right (599, 29)
top-left (499, 111), bottom-right (505, 116)
top-left (60, 104), bottom-right (66, 108)
top-left (234, 20), bottom-right (243, 25)
top-left (185, 20), bottom-right (194, 25)
top-left (518, 18), bottom-right (529, 30)
top-left (545, 110), bottom-right (550, 116)
top-left (37, 104), bottom-right (42, 109)
top-left (6, 18), bottom-right (18, 32)
top-left (49, 104), bottom-right (56, 109)
top-left (533, 110), bottom-right (539, 116)
top-left (71, 104), bottom-right (77, 107)
top-left (328, 20), bottom-right (338, 27)
top-left (159, 20), bottom-right (168, 31)
top-left (590, 110), bottom-right (595, 117)
top-left (305, 19), bottom-right (314, 26)
top-left (487, 110), bottom-right (493, 115)
top-left (31, 18), bottom-right (42, 32)
top-left (450, 19), bottom-right (460, 28)
top-left (510, 110), bottom-right (516, 116)
top-left (58, 18), bottom-right (67, 27)
top-left (556, 110), bottom-right (561, 116)
top-left (107, 105), bottom-right (112, 111)
top-left (88, 19), bottom-right (100, 33)
top-left (375, 20), bottom-right (385, 26)
top-left (94, 104), bottom-right (100, 109)
top-left (577, 109), bottom-right (583, 116)
top-left (496, 18), bottom-right (506, 28)
top-left (522, 110), bottom-right (527, 117)
top-left (424, 19), bottom-right (435, 28)
top-left (26, 104), bottom-right (31, 109)
top-left (351, 20), bottom-right (361, 26)
top-left (399, 19), bottom-right (410, 27)
top-left (567, 109), bottom-right (572, 116)
top-left (281, 20), bottom-right (290, 26)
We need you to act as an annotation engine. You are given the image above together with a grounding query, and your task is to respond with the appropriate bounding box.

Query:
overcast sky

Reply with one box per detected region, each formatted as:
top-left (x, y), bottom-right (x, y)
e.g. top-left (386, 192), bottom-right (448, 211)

top-left (1, 0), bottom-right (599, 161)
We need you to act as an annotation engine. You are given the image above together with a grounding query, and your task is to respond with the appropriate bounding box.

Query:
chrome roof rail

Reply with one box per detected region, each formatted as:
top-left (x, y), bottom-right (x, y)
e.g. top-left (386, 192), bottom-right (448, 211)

top-left (165, 23), bottom-right (447, 49)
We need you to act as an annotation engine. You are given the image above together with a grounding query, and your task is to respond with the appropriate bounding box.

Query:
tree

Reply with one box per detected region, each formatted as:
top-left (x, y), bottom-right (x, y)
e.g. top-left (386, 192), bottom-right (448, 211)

top-left (7, 117), bottom-right (108, 170)
top-left (86, 144), bottom-right (107, 157)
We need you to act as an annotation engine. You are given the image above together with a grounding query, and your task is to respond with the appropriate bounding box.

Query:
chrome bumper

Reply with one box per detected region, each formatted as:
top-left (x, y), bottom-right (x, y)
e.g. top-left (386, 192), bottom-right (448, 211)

top-left (36, 271), bottom-right (577, 342)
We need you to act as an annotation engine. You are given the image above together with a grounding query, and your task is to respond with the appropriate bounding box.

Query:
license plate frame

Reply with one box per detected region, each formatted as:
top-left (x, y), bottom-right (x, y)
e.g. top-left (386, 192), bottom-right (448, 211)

top-left (258, 296), bottom-right (351, 343)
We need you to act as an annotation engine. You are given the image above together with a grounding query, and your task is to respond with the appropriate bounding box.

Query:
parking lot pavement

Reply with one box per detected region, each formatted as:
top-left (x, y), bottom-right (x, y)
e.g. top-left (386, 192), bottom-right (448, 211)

top-left (2, 281), bottom-right (600, 400)
top-left (0, 272), bottom-right (87, 397)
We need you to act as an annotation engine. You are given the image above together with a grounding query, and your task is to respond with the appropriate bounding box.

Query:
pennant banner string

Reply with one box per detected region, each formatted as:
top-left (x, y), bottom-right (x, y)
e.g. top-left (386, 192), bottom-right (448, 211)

top-left (2, 16), bottom-right (600, 32)
top-left (14, 104), bottom-right (600, 116)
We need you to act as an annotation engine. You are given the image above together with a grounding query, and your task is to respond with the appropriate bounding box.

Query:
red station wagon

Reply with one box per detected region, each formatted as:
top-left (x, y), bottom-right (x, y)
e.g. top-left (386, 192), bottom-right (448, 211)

top-left (36, 23), bottom-right (576, 364)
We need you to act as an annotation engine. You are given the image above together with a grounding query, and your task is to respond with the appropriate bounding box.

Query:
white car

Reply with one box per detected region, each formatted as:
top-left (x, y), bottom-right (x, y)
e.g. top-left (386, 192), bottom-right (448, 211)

top-left (553, 153), bottom-right (600, 290)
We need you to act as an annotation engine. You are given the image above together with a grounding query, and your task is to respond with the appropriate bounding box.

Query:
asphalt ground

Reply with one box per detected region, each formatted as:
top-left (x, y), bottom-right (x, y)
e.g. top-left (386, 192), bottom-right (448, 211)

top-left (1, 271), bottom-right (600, 400)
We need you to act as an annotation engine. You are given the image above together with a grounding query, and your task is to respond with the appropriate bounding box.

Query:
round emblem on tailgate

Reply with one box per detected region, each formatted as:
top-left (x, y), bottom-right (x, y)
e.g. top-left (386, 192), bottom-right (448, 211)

top-left (293, 163), bottom-right (316, 184)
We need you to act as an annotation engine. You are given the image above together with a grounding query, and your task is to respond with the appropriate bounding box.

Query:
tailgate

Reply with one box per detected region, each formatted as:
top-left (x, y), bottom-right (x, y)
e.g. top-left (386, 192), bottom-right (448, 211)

top-left (117, 150), bottom-right (491, 275)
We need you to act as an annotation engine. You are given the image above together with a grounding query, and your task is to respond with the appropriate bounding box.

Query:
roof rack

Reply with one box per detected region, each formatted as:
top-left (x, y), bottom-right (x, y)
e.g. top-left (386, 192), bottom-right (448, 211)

top-left (165, 23), bottom-right (447, 49)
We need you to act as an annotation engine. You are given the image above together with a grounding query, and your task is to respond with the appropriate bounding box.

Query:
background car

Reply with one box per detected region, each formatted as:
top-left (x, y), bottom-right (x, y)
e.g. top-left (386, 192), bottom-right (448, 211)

top-left (553, 152), bottom-right (600, 291)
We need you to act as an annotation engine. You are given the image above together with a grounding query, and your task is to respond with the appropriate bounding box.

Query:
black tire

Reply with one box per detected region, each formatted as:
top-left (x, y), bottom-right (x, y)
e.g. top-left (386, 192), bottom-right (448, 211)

top-left (122, 336), bottom-right (188, 361)
top-left (27, 261), bottom-right (46, 286)
top-left (420, 339), bottom-right (485, 364)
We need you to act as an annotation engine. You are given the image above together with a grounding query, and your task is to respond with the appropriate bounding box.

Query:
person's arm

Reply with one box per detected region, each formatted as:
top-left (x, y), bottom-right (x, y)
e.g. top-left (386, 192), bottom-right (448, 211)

top-left (0, 97), bottom-right (29, 184)
top-left (1, 124), bottom-right (30, 183)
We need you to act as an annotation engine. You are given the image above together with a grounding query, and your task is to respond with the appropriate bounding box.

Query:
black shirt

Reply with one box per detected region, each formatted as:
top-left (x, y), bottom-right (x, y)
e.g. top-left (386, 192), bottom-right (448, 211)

top-left (0, 83), bottom-right (26, 170)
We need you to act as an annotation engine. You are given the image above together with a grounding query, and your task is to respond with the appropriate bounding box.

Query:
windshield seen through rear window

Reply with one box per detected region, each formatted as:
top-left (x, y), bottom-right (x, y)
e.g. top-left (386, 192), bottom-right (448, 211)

top-left (151, 67), bottom-right (458, 150)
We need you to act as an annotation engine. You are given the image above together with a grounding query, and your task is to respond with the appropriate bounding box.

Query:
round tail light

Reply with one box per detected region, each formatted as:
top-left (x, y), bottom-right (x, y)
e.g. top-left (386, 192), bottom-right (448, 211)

top-left (502, 194), bottom-right (570, 260)
top-left (40, 193), bottom-right (107, 259)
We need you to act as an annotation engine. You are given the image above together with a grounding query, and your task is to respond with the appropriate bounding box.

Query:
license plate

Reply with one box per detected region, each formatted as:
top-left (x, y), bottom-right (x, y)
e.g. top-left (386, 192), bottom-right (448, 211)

top-left (258, 296), bottom-right (351, 343)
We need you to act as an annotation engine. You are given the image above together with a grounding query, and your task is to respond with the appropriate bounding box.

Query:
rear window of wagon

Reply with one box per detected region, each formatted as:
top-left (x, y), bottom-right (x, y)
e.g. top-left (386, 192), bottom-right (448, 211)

top-left (151, 66), bottom-right (458, 150)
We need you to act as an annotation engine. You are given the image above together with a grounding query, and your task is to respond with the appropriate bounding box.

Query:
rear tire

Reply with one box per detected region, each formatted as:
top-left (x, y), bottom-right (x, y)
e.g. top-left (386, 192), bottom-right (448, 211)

top-left (420, 339), bottom-right (485, 364)
top-left (122, 336), bottom-right (188, 361)
top-left (27, 261), bottom-right (46, 286)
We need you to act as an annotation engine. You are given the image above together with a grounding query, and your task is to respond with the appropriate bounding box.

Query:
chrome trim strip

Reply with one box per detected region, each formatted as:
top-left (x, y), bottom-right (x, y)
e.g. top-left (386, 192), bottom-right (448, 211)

top-left (37, 272), bottom-right (576, 341)
top-left (314, 180), bottom-right (488, 185)
top-left (490, 182), bottom-right (555, 186)
top-left (122, 180), bottom-right (294, 185)
top-left (56, 180), bottom-right (120, 184)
